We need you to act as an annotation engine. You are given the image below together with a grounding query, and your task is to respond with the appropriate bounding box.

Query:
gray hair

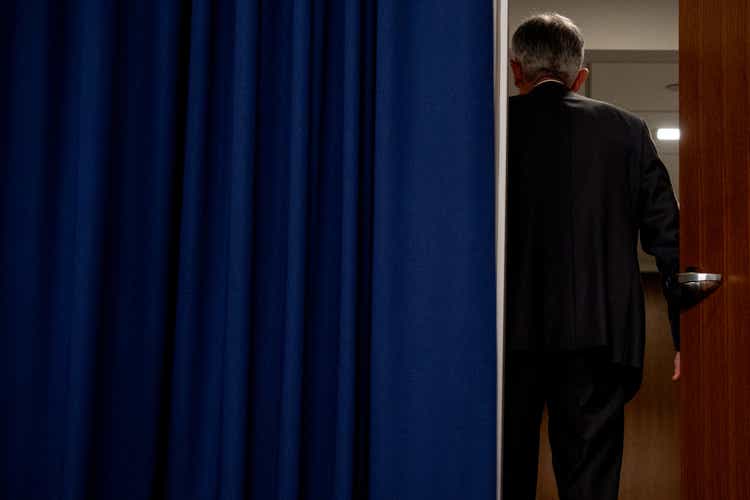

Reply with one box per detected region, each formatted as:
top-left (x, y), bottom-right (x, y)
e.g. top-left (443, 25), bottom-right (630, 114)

top-left (511, 13), bottom-right (585, 86)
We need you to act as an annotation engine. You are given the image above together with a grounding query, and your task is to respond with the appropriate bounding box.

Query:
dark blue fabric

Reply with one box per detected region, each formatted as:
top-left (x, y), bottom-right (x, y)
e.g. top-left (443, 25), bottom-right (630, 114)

top-left (0, 1), bottom-right (496, 499)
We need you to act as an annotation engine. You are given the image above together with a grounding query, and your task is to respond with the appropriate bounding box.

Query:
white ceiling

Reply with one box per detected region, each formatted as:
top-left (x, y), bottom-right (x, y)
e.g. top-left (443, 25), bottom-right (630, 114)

top-left (589, 62), bottom-right (678, 112)
top-left (509, 0), bottom-right (678, 50)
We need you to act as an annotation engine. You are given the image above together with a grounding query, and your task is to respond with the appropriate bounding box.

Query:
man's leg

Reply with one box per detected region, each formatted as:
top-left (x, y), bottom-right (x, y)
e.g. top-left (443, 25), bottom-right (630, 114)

top-left (501, 351), bottom-right (546, 500)
top-left (546, 351), bottom-right (626, 500)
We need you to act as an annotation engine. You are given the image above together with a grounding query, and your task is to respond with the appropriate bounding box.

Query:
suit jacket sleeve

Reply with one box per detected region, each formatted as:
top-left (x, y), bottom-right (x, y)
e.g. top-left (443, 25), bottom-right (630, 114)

top-left (637, 119), bottom-right (681, 350)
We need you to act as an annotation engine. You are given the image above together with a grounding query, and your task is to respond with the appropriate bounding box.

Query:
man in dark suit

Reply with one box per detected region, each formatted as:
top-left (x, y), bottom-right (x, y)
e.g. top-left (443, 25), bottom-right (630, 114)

top-left (503, 13), bottom-right (681, 500)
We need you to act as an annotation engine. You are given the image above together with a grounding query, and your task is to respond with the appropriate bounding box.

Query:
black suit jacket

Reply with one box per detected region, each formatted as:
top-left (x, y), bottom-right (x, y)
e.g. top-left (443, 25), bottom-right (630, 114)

top-left (506, 81), bottom-right (680, 369)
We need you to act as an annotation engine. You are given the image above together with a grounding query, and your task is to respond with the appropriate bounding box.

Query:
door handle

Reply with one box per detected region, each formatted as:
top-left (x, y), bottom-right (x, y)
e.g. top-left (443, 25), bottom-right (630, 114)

top-left (675, 271), bottom-right (722, 309)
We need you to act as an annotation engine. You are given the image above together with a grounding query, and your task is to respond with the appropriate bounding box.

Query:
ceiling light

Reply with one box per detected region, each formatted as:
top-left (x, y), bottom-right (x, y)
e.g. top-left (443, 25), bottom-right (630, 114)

top-left (657, 128), bottom-right (680, 141)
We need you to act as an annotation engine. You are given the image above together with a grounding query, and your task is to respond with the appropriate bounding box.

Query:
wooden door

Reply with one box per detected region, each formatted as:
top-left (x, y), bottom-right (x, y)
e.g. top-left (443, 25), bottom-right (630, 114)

top-left (680, 0), bottom-right (750, 498)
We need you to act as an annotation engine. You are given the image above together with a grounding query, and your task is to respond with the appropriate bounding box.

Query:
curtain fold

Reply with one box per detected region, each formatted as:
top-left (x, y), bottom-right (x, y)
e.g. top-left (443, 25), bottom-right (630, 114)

top-left (0, 1), bottom-right (496, 499)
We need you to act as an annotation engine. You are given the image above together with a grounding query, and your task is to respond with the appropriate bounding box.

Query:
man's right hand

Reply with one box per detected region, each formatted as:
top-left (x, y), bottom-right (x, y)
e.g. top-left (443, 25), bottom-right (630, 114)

top-left (672, 352), bottom-right (681, 381)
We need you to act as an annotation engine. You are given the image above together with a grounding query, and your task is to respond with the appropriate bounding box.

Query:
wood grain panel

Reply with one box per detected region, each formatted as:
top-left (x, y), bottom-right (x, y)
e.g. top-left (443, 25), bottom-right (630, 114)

top-left (680, 0), bottom-right (750, 498)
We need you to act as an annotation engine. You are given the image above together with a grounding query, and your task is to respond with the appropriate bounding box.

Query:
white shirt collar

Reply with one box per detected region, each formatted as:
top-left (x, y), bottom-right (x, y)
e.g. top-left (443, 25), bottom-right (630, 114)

top-left (534, 78), bottom-right (567, 88)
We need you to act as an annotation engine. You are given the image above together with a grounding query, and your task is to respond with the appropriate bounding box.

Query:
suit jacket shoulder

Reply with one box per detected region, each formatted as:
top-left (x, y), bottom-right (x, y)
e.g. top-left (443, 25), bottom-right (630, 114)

top-left (510, 90), bottom-right (647, 138)
top-left (568, 93), bottom-right (648, 136)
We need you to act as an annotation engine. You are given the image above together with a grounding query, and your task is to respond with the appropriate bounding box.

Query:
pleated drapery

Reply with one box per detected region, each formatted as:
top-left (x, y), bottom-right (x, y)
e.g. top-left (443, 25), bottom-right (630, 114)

top-left (0, 1), bottom-right (496, 499)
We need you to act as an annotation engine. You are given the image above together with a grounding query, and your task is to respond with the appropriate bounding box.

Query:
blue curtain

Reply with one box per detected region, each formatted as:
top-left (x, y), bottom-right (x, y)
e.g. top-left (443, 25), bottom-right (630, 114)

top-left (0, 1), bottom-right (496, 499)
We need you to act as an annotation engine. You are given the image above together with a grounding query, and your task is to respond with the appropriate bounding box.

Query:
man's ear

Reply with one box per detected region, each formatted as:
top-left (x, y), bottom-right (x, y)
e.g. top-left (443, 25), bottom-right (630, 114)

top-left (570, 67), bottom-right (589, 93)
top-left (510, 60), bottom-right (525, 89)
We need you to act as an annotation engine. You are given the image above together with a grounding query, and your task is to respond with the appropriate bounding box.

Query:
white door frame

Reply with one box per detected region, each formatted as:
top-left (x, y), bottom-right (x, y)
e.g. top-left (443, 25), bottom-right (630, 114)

top-left (493, 0), bottom-right (509, 498)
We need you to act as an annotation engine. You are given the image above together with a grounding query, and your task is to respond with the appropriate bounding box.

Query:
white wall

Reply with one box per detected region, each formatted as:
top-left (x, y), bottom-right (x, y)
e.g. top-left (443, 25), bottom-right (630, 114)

top-left (509, 0), bottom-right (678, 50)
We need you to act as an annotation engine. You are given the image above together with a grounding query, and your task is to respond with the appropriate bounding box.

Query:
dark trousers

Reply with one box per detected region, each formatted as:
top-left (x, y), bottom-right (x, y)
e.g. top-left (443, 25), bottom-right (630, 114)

top-left (502, 350), bottom-right (628, 500)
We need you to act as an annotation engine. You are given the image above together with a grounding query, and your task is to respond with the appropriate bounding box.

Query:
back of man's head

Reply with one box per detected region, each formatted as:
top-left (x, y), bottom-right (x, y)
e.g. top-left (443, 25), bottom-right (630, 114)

top-left (511, 13), bottom-right (585, 87)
